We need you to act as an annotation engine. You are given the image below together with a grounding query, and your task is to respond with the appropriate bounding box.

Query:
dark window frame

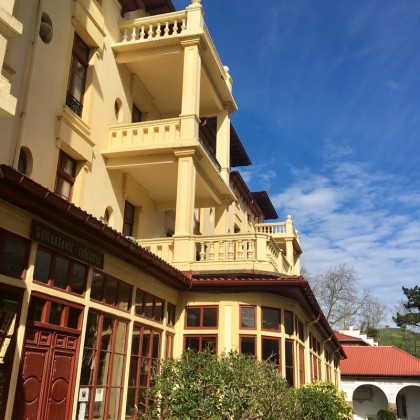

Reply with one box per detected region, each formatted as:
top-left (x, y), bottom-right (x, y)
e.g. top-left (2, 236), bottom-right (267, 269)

top-left (239, 335), bottom-right (256, 356)
top-left (261, 306), bottom-right (281, 331)
top-left (123, 201), bottom-right (135, 237)
top-left (0, 228), bottom-right (30, 280)
top-left (55, 150), bottom-right (77, 201)
top-left (135, 289), bottom-right (164, 322)
top-left (284, 310), bottom-right (295, 335)
top-left (285, 339), bottom-right (295, 387)
top-left (261, 336), bottom-right (281, 368)
top-left (239, 305), bottom-right (256, 329)
top-left (184, 334), bottom-right (217, 352)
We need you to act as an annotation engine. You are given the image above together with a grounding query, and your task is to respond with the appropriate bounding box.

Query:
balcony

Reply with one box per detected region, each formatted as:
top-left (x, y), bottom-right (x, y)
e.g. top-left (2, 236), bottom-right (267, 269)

top-left (138, 232), bottom-right (292, 275)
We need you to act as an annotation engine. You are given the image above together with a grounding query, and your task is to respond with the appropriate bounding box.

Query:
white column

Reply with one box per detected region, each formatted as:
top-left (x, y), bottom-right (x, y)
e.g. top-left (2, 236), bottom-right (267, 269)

top-left (214, 195), bottom-right (231, 234)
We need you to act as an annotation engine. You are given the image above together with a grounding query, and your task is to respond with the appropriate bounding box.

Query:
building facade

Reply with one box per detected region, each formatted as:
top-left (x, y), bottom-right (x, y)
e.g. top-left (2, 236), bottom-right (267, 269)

top-left (0, 0), bottom-right (345, 419)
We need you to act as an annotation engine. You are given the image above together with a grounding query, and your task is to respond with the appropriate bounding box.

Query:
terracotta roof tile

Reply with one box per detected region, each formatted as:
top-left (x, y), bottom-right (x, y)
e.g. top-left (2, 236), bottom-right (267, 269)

top-left (341, 345), bottom-right (420, 376)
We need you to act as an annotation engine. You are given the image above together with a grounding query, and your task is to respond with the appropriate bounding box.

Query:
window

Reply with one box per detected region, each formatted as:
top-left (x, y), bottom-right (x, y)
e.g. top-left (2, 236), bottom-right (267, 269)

top-left (0, 287), bottom-right (21, 419)
top-left (135, 289), bottom-right (164, 322)
top-left (55, 151), bottom-right (76, 201)
top-left (34, 246), bottom-right (88, 295)
top-left (284, 310), bottom-right (294, 335)
top-left (77, 312), bottom-right (128, 420)
top-left (90, 271), bottom-right (132, 311)
top-left (240, 336), bottom-right (256, 356)
top-left (185, 306), bottom-right (218, 328)
top-left (262, 307), bottom-right (280, 331)
top-left (262, 337), bottom-right (281, 367)
top-left (0, 229), bottom-right (30, 279)
top-left (66, 33), bottom-right (89, 117)
top-left (132, 104), bottom-right (142, 123)
top-left (240, 305), bottom-right (255, 329)
top-left (123, 201), bottom-right (135, 236)
top-left (285, 340), bottom-right (294, 386)
top-left (166, 333), bottom-right (174, 358)
top-left (126, 325), bottom-right (161, 416)
top-left (184, 335), bottom-right (217, 352)
top-left (297, 319), bottom-right (304, 341)
top-left (166, 302), bottom-right (176, 327)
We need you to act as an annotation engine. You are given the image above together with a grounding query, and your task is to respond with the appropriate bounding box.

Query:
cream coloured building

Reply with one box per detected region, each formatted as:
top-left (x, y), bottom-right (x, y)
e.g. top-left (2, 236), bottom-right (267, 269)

top-left (0, 0), bottom-right (345, 419)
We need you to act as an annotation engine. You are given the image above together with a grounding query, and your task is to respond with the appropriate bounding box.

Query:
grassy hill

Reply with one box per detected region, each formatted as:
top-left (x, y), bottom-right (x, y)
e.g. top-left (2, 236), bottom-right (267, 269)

top-left (377, 327), bottom-right (420, 357)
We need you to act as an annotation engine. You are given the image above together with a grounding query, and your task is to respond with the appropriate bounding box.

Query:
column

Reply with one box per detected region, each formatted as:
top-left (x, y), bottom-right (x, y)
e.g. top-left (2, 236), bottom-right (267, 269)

top-left (216, 109), bottom-right (231, 183)
top-left (214, 195), bottom-right (231, 234)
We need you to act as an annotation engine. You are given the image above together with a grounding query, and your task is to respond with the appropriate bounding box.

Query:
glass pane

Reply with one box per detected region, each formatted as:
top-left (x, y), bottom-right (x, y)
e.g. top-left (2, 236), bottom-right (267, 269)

top-left (70, 262), bottom-right (86, 294)
top-left (90, 272), bottom-right (104, 301)
top-left (285, 311), bottom-right (294, 335)
top-left (73, 64), bottom-right (85, 101)
top-left (203, 308), bottom-right (217, 327)
top-left (62, 155), bottom-right (75, 176)
top-left (97, 351), bottom-right (110, 385)
top-left (285, 341), bottom-right (294, 366)
top-left (125, 388), bottom-right (136, 416)
top-left (100, 317), bottom-right (113, 351)
top-left (240, 307), bottom-right (255, 328)
top-left (202, 336), bottom-right (216, 352)
top-left (59, 179), bottom-right (71, 200)
top-left (53, 256), bottom-right (69, 290)
top-left (27, 297), bottom-right (44, 322)
top-left (80, 349), bottom-right (96, 386)
top-left (262, 308), bottom-right (280, 330)
top-left (104, 278), bottom-right (117, 306)
top-left (185, 336), bottom-right (200, 352)
top-left (0, 234), bottom-right (28, 278)
top-left (131, 328), bottom-right (140, 356)
top-left (92, 388), bottom-right (106, 419)
top-left (152, 333), bottom-right (160, 359)
top-left (114, 320), bottom-right (127, 354)
top-left (33, 248), bottom-right (51, 283)
top-left (68, 307), bottom-right (81, 329)
top-left (49, 302), bottom-right (63, 325)
top-left (141, 331), bottom-right (150, 357)
top-left (154, 299), bottom-right (163, 321)
top-left (143, 293), bottom-right (153, 319)
top-left (240, 336), bottom-right (256, 355)
top-left (167, 303), bottom-right (175, 326)
top-left (108, 388), bottom-right (121, 420)
top-left (262, 338), bottom-right (280, 365)
top-left (111, 354), bottom-right (125, 386)
top-left (128, 357), bottom-right (139, 386)
top-left (186, 308), bottom-right (200, 327)
top-left (117, 282), bottom-right (131, 311)
top-left (84, 312), bottom-right (99, 349)
top-left (135, 290), bottom-right (144, 316)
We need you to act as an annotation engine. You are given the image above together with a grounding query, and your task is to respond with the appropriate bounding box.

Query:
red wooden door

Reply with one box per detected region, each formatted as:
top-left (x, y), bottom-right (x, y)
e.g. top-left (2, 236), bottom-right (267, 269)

top-left (13, 328), bottom-right (79, 420)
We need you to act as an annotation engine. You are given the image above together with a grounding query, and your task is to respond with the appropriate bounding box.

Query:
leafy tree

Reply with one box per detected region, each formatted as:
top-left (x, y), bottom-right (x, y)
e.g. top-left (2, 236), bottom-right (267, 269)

top-left (141, 349), bottom-right (301, 419)
top-left (393, 286), bottom-right (420, 331)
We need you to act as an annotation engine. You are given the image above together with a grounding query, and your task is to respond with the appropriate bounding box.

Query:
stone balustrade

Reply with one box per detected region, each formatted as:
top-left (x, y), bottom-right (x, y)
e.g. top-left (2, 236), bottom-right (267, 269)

top-left (108, 118), bottom-right (181, 150)
top-left (119, 11), bottom-right (188, 43)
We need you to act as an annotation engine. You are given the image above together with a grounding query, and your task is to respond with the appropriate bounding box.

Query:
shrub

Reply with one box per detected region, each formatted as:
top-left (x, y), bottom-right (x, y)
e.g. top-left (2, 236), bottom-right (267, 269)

top-left (141, 349), bottom-right (301, 419)
top-left (377, 409), bottom-right (397, 420)
top-left (296, 381), bottom-right (352, 420)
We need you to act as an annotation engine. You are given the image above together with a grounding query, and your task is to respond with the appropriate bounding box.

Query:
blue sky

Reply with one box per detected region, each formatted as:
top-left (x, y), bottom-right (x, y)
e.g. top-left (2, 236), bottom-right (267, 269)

top-left (173, 1), bottom-right (420, 316)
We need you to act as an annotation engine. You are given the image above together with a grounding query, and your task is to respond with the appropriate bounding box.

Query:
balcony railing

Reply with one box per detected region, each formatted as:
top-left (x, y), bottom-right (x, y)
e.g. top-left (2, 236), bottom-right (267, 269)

top-left (138, 232), bottom-right (292, 275)
top-left (198, 132), bottom-right (221, 171)
top-left (66, 91), bottom-right (83, 117)
top-left (255, 218), bottom-right (300, 241)
top-left (119, 10), bottom-right (188, 44)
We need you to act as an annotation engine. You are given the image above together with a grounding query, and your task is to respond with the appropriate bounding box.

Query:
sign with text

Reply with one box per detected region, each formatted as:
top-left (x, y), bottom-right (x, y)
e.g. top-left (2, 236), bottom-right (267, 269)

top-left (31, 220), bottom-right (104, 268)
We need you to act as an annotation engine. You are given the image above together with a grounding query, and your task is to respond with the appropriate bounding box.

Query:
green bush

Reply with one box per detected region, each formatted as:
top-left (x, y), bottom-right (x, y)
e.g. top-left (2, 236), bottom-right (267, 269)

top-left (297, 381), bottom-right (352, 420)
top-left (376, 409), bottom-right (397, 420)
top-left (142, 349), bottom-right (300, 419)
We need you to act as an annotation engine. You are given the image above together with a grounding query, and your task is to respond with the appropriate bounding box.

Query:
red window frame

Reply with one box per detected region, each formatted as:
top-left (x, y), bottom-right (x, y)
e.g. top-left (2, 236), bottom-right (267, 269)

top-left (285, 339), bottom-right (295, 387)
top-left (166, 302), bottom-right (176, 327)
top-left (55, 150), bottom-right (77, 201)
top-left (33, 245), bottom-right (88, 296)
top-left (135, 289), bottom-right (164, 322)
top-left (126, 324), bottom-right (161, 416)
top-left (239, 335), bottom-right (256, 356)
top-left (77, 311), bottom-right (128, 420)
top-left (298, 344), bottom-right (305, 385)
top-left (0, 228), bottom-right (30, 280)
top-left (184, 334), bottom-right (217, 352)
top-left (261, 306), bottom-right (281, 331)
top-left (184, 306), bottom-right (218, 329)
top-left (297, 319), bottom-right (304, 341)
top-left (261, 336), bottom-right (281, 367)
top-left (90, 271), bottom-right (132, 312)
top-left (284, 310), bottom-right (295, 335)
top-left (239, 305), bottom-right (256, 329)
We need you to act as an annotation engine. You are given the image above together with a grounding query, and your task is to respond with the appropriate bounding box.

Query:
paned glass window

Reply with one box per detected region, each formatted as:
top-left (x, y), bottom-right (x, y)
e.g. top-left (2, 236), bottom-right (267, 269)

top-left (0, 229), bottom-right (30, 279)
top-left (78, 312), bottom-right (127, 420)
top-left (185, 306), bottom-right (218, 328)
top-left (262, 337), bottom-right (281, 367)
top-left (284, 310), bottom-right (294, 335)
top-left (240, 305), bottom-right (256, 329)
top-left (135, 289), bottom-right (164, 322)
top-left (33, 246), bottom-right (88, 295)
top-left (166, 302), bottom-right (176, 327)
top-left (90, 271), bottom-right (132, 311)
top-left (55, 151), bottom-right (76, 201)
top-left (184, 335), bottom-right (217, 352)
top-left (285, 340), bottom-right (294, 386)
top-left (240, 335), bottom-right (256, 356)
top-left (262, 307), bottom-right (280, 331)
top-left (122, 201), bottom-right (135, 237)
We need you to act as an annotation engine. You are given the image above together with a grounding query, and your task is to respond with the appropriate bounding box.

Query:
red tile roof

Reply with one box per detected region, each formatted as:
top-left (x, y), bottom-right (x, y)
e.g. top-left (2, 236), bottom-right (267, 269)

top-left (341, 345), bottom-right (420, 377)
top-left (335, 332), bottom-right (370, 345)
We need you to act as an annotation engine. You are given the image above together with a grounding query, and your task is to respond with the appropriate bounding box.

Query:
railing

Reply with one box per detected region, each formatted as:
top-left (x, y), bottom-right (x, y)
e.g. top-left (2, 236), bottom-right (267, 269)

top-left (108, 118), bottom-right (181, 149)
top-left (255, 218), bottom-right (300, 240)
top-left (198, 132), bottom-right (221, 171)
top-left (119, 11), bottom-right (188, 43)
top-left (137, 238), bottom-right (174, 262)
top-left (66, 91), bottom-right (83, 117)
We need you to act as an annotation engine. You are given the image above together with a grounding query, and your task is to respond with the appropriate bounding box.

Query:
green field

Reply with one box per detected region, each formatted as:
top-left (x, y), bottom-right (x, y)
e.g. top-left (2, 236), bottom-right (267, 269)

top-left (377, 327), bottom-right (420, 357)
